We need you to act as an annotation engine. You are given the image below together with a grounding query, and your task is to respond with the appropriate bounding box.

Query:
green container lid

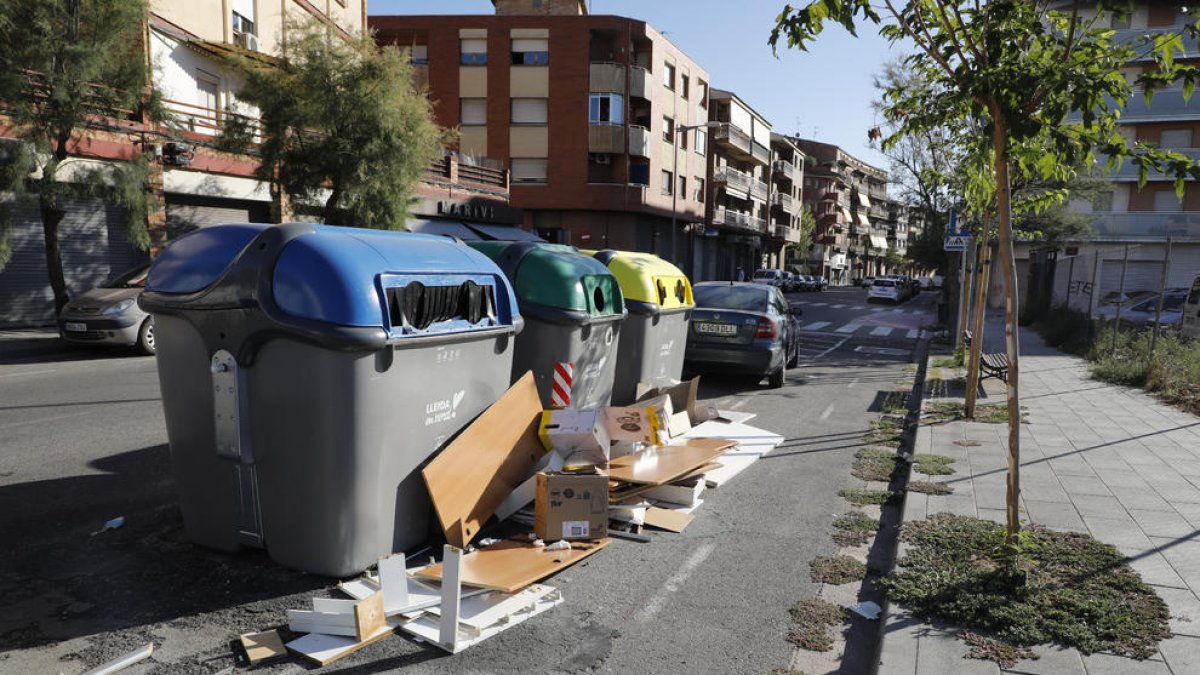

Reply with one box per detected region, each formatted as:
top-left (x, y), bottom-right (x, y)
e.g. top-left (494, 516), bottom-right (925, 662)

top-left (468, 242), bottom-right (624, 318)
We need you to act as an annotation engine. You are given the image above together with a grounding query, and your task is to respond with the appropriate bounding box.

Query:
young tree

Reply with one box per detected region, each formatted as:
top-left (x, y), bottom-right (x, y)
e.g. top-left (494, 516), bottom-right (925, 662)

top-left (0, 0), bottom-right (155, 314)
top-left (223, 21), bottom-right (445, 228)
top-left (773, 1), bottom-right (1200, 552)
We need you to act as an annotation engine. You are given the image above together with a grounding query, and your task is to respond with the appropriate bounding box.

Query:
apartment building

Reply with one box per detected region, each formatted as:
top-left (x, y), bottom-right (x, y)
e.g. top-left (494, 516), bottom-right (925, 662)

top-left (768, 134), bottom-right (807, 271)
top-left (1032, 2), bottom-right (1200, 312)
top-left (1, 1), bottom-right (519, 327)
top-left (371, 0), bottom-right (711, 271)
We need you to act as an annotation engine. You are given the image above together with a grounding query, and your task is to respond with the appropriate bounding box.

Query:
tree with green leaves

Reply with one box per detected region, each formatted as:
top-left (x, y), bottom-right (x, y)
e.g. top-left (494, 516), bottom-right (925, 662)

top-left (0, 0), bottom-right (156, 314)
top-left (222, 21), bottom-right (445, 228)
top-left (773, 0), bottom-right (1200, 552)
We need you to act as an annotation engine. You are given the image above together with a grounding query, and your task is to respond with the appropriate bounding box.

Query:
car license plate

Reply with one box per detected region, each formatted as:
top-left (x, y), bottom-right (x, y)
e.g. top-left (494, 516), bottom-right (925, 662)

top-left (64, 322), bottom-right (87, 332)
top-left (697, 322), bottom-right (737, 336)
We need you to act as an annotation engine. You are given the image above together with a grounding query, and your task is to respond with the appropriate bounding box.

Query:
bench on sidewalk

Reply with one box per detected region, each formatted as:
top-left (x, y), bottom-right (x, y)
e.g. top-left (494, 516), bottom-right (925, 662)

top-left (963, 330), bottom-right (1009, 383)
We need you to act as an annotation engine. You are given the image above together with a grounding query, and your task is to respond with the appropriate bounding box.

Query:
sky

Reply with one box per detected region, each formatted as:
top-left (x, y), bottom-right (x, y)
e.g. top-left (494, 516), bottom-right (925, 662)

top-left (367, 0), bottom-right (903, 168)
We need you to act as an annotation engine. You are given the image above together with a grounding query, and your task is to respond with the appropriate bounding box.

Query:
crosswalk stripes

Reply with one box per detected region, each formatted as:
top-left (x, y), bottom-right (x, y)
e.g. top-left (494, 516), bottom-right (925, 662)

top-left (830, 304), bottom-right (846, 309)
top-left (870, 326), bottom-right (892, 336)
top-left (800, 324), bottom-right (926, 340)
top-left (835, 323), bottom-right (861, 333)
top-left (802, 320), bottom-right (832, 331)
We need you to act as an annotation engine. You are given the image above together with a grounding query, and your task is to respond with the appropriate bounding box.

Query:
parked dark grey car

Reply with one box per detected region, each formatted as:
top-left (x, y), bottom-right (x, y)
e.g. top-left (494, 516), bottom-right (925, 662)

top-left (684, 282), bottom-right (802, 388)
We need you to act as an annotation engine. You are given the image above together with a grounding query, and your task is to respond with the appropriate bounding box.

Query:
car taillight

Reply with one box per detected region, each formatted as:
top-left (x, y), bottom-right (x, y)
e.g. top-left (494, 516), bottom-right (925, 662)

top-left (755, 318), bottom-right (777, 338)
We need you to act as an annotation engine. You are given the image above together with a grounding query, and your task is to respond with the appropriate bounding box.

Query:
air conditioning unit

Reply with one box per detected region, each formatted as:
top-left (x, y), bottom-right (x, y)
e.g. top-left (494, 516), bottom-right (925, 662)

top-left (234, 31), bottom-right (260, 52)
top-left (589, 153), bottom-right (611, 165)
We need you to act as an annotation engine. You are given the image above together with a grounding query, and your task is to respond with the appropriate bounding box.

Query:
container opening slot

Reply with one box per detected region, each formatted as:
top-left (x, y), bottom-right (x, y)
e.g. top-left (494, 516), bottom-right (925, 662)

top-left (387, 281), bottom-right (496, 332)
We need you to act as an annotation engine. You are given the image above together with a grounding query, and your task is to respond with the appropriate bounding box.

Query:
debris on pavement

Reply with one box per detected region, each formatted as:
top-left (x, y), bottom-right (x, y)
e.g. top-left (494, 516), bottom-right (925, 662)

top-left (848, 601), bottom-right (882, 620)
top-left (238, 630), bottom-right (286, 665)
top-left (89, 516), bottom-right (125, 536)
top-left (80, 642), bottom-right (153, 675)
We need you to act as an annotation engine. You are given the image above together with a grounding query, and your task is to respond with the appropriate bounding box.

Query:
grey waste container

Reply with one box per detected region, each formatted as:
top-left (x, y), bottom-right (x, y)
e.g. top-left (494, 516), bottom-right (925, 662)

top-left (590, 250), bottom-right (694, 405)
top-left (140, 223), bottom-right (521, 577)
top-left (468, 242), bottom-right (625, 409)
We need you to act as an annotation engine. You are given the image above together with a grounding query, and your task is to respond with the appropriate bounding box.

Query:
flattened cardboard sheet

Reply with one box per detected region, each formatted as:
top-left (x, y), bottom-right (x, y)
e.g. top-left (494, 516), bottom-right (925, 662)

top-left (604, 438), bottom-right (734, 486)
top-left (643, 506), bottom-right (695, 533)
top-left (422, 373), bottom-right (547, 548)
top-left (413, 538), bottom-right (611, 594)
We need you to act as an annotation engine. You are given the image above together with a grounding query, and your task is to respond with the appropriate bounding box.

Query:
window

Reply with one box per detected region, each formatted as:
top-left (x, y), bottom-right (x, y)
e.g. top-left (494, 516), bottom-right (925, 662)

top-left (231, 0), bottom-right (255, 35)
top-left (680, 127), bottom-right (689, 150)
top-left (1161, 128), bottom-right (1194, 148)
top-left (678, 176), bottom-right (687, 199)
top-left (460, 98), bottom-right (487, 126)
top-left (461, 38), bottom-right (487, 65)
top-left (663, 62), bottom-right (676, 90)
top-left (663, 116), bottom-right (674, 143)
top-left (410, 45), bottom-right (429, 65)
top-left (511, 38), bottom-right (549, 65)
top-left (511, 98), bottom-right (548, 125)
top-left (694, 178), bottom-right (705, 202)
top-left (196, 70), bottom-right (219, 112)
top-left (697, 80), bottom-right (709, 107)
top-left (511, 158), bottom-right (548, 183)
top-left (681, 75), bottom-right (691, 100)
top-left (1154, 189), bottom-right (1183, 212)
top-left (588, 93), bottom-right (623, 124)
top-left (695, 129), bottom-right (706, 155)
top-left (662, 170), bottom-right (673, 195)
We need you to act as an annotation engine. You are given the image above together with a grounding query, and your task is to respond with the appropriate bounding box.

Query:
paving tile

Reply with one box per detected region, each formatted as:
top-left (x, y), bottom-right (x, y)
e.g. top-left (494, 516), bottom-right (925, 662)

top-left (1080, 652), bottom-right (1171, 675)
top-left (904, 492), bottom-right (928, 523)
top-left (914, 625), bottom-right (1002, 674)
top-left (1153, 585), bottom-right (1200, 637)
top-left (977, 508), bottom-right (1007, 525)
top-left (1049, 457), bottom-right (1098, 478)
top-left (1121, 549), bottom-right (1190, 590)
top-left (1071, 495), bottom-right (1131, 520)
top-left (1129, 509), bottom-right (1197, 539)
top-left (1000, 643), bottom-right (1084, 675)
top-left (1024, 499), bottom-right (1086, 532)
top-left (1083, 516), bottom-right (1154, 550)
top-left (1158, 634), bottom-right (1200, 673)
top-left (1151, 484), bottom-right (1200, 505)
top-left (1107, 489), bottom-right (1174, 513)
top-left (1170, 502), bottom-right (1200, 528)
top-left (1150, 538), bottom-right (1200, 589)
top-left (876, 606), bottom-right (920, 675)
top-left (1058, 475), bottom-right (1113, 497)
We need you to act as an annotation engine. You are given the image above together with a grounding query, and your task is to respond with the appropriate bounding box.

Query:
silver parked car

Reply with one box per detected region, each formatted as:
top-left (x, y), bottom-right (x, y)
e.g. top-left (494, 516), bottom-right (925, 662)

top-left (58, 263), bottom-right (155, 354)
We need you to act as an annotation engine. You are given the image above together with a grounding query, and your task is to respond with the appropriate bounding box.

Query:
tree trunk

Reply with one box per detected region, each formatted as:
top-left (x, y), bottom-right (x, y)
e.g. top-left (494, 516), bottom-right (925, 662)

top-left (965, 234), bottom-right (993, 417)
top-left (39, 188), bottom-right (70, 316)
top-left (989, 104), bottom-right (1022, 552)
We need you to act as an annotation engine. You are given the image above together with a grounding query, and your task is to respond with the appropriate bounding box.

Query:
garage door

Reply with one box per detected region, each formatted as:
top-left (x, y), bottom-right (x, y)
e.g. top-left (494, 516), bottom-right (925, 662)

top-left (1100, 260), bottom-right (1165, 298)
top-left (0, 198), bottom-right (148, 328)
top-left (165, 195), bottom-right (269, 240)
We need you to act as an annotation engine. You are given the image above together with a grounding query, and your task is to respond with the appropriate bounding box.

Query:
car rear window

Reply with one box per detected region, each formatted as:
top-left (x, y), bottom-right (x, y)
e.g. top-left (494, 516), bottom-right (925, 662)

top-left (873, 280), bottom-right (895, 287)
top-left (753, 270), bottom-right (776, 279)
top-left (694, 285), bottom-right (769, 312)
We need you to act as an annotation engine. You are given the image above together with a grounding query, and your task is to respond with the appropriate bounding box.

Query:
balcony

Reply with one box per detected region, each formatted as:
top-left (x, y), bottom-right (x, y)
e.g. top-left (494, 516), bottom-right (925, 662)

top-left (628, 125), bottom-right (650, 158)
top-left (714, 166), bottom-right (752, 196)
top-left (1083, 211), bottom-right (1200, 240)
top-left (1100, 148), bottom-right (1200, 181)
top-left (751, 179), bottom-right (768, 202)
top-left (773, 159), bottom-right (794, 180)
top-left (712, 122), bottom-right (752, 161)
top-left (713, 207), bottom-right (766, 233)
top-left (163, 98), bottom-right (262, 139)
top-left (630, 65), bottom-right (649, 100)
top-left (1076, 88), bottom-right (1200, 124)
top-left (589, 62), bottom-right (625, 93)
top-left (751, 141), bottom-right (770, 166)
top-left (1112, 27), bottom-right (1200, 63)
top-left (771, 191), bottom-right (794, 212)
top-left (588, 123), bottom-right (625, 154)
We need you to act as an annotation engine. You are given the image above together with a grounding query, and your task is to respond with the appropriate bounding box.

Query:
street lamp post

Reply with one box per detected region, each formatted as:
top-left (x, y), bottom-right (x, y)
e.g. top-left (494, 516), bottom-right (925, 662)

top-left (673, 121), bottom-right (719, 279)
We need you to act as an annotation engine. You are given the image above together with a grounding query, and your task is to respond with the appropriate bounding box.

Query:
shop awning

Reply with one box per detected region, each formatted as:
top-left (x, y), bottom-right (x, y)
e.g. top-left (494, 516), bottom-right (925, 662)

top-left (407, 219), bottom-right (483, 240)
top-left (869, 234), bottom-right (888, 249)
top-left (838, 207), bottom-right (854, 223)
top-left (857, 192), bottom-right (870, 207)
top-left (465, 222), bottom-right (544, 242)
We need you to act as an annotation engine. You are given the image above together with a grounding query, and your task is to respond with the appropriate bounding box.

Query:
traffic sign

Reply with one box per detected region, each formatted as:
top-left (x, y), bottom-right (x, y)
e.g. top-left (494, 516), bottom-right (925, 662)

top-left (944, 235), bottom-right (971, 251)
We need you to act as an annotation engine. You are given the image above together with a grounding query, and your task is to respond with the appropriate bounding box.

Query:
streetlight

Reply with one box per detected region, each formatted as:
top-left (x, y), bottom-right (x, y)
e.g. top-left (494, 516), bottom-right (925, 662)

top-left (672, 121), bottom-right (719, 279)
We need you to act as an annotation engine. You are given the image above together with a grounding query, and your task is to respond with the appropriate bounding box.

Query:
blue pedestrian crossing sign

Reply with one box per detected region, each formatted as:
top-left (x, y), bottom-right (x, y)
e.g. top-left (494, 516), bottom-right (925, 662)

top-left (944, 210), bottom-right (971, 251)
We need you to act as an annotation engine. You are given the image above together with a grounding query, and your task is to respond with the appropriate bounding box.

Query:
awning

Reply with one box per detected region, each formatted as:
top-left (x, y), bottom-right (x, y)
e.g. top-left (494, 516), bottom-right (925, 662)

top-left (465, 222), bottom-right (544, 242)
top-left (869, 234), bottom-right (888, 249)
top-left (838, 207), bottom-right (854, 223)
top-left (857, 192), bottom-right (870, 207)
top-left (407, 219), bottom-right (483, 240)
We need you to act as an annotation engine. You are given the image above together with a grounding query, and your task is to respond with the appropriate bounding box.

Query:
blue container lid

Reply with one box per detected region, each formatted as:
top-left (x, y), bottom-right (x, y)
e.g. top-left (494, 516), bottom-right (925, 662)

top-left (146, 224), bottom-right (520, 336)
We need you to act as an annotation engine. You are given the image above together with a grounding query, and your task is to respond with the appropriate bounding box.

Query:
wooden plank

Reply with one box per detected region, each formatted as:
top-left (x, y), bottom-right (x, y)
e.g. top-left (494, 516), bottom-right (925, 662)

top-left (336, 578), bottom-right (379, 601)
top-left (287, 609), bottom-right (358, 637)
top-left (604, 438), bottom-right (734, 486)
top-left (413, 538), bottom-right (611, 594)
top-left (311, 597), bottom-right (357, 614)
top-left (422, 373), bottom-right (546, 548)
top-left (285, 626), bottom-right (393, 667)
top-left (239, 630), bottom-right (286, 665)
top-left (643, 506), bottom-right (695, 533)
top-left (354, 592), bottom-right (386, 642)
top-left (608, 463), bottom-right (721, 502)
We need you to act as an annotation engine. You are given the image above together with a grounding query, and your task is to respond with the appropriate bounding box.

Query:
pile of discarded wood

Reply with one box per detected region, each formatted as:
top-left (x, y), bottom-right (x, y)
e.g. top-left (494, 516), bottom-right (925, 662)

top-left (243, 373), bottom-right (784, 667)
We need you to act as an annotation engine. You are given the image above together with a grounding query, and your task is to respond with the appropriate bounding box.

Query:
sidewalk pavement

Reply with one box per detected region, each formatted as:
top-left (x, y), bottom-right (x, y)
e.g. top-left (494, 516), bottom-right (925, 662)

top-left (0, 327), bottom-right (71, 361)
top-left (878, 313), bottom-right (1200, 674)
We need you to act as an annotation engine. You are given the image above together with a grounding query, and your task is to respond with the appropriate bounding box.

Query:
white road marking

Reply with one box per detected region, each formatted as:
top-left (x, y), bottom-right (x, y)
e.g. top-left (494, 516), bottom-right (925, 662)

top-left (848, 376), bottom-right (860, 389)
top-left (906, 329), bottom-right (920, 339)
top-left (0, 410), bottom-right (96, 429)
top-left (835, 323), bottom-right (860, 333)
top-left (812, 337), bottom-right (849, 360)
top-left (802, 321), bottom-right (832, 331)
top-left (810, 303), bottom-right (828, 307)
top-left (819, 403), bottom-right (835, 421)
top-left (635, 542), bottom-right (717, 623)
top-left (870, 307), bottom-right (886, 312)
top-left (891, 308), bottom-right (905, 312)
top-left (830, 304), bottom-right (846, 309)
top-left (870, 326), bottom-right (893, 337)
top-left (0, 368), bottom-right (58, 379)
top-left (728, 398), bottom-right (749, 410)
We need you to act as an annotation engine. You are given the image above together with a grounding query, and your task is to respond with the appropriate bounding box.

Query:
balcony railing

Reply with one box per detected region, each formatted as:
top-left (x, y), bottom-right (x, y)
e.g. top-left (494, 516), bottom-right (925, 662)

top-left (1100, 148), bottom-right (1200, 181)
top-left (712, 122), bottom-right (752, 159)
top-left (771, 191), bottom-right (794, 212)
top-left (427, 155), bottom-right (509, 191)
top-left (751, 179), bottom-right (768, 201)
top-left (751, 141), bottom-right (770, 166)
top-left (1083, 211), bottom-right (1200, 240)
top-left (163, 98), bottom-right (262, 139)
top-left (628, 125), bottom-right (650, 158)
top-left (713, 207), bottom-right (766, 233)
top-left (589, 62), bottom-right (625, 93)
top-left (773, 159), bottom-right (794, 179)
top-left (1112, 27), bottom-right (1200, 62)
top-left (588, 123), bottom-right (625, 153)
top-left (630, 65), bottom-right (649, 100)
top-left (714, 166), bottom-right (752, 193)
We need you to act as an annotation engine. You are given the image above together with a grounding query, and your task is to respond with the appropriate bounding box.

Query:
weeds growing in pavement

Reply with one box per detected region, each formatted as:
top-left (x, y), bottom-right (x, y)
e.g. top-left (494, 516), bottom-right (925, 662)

top-left (832, 511), bottom-right (882, 547)
top-left (932, 353), bottom-right (964, 368)
top-left (925, 401), bottom-right (1017, 424)
top-left (1089, 328), bottom-right (1200, 415)
top-left (839, 488), bottom-right (900, 506)
top-left (912, 454), bottom-right (956, 476)
top-left (785, 599), bottom-right (846, 652)
top-left (960, 631), bottom-right (1040, 668)
top-left (881, 514), bottom-right (1170, 663)
top-left (810, 555), bottom-right (868, 585)
top-left (881, 391), bottom-right (909, 415)
top-left (907, 480), bottom-right (953, 495)
top-left (852, 452), bottom-right (901, 482)
top-left (863, 417), bottom-right (904, 446)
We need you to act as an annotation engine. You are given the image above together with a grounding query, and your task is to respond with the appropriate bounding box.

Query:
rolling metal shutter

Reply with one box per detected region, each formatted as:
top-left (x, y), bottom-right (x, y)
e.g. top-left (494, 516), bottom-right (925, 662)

top-left (0, 198), bottom-right (147, 328)
top-left (165, 195), bottom-right (268, 239)
top-left (1100, 260), bottom-right (1165, 298)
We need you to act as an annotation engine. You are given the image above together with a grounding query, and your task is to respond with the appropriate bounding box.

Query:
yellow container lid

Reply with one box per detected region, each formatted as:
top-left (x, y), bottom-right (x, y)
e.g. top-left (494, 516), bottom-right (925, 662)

top-left (584, 250), bottom-right (694, 309)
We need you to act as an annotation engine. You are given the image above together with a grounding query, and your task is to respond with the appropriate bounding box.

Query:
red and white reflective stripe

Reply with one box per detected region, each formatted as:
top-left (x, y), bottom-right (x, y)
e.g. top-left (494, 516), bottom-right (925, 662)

top-left (551, 361), bottom-right (574, 408)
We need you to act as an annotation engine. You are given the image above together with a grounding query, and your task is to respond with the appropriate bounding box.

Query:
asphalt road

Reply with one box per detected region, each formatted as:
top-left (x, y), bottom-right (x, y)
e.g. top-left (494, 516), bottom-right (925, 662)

top-left (0, 287), bottom-right (936, 674)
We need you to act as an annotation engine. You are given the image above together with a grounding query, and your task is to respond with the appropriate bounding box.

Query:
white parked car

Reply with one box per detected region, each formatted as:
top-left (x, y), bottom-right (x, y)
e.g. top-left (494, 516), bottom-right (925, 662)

top-left (867, 278), bottom-right (903, 304)
top-left (752, 268), bottom-right (787, 288)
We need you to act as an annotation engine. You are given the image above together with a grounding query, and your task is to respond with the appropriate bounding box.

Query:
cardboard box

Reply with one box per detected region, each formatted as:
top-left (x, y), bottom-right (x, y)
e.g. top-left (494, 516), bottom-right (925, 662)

top-left (538, 409), bottom-right (610, 467)
top-left (534, 472), bottom-right (609, 541)
top-left (602, 395), bottom-right (671, 444)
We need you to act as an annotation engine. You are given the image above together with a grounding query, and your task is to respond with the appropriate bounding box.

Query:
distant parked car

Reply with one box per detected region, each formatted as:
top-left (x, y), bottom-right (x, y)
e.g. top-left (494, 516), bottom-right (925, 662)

top-left (58, 263), bottom-right (155, 355)
top-left (1183, 275), bottom-right (1200, 339)
top-left (752, 268), bottom-right (787, 289)
top-left (867, 278), bottom-right (903, 304)
top-left (686, 282), bottom-right (802, 388)
top-left (781, 271), bottom-right (799, 292)
top-left (1098, 291), bottom-right (1189, 328)
top-left (1097, 290), bottom-right (1156, 308)
top-left (858, 276), bottom-right (876, 288)
top-left (811, 275), bottom-right (828, 291)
